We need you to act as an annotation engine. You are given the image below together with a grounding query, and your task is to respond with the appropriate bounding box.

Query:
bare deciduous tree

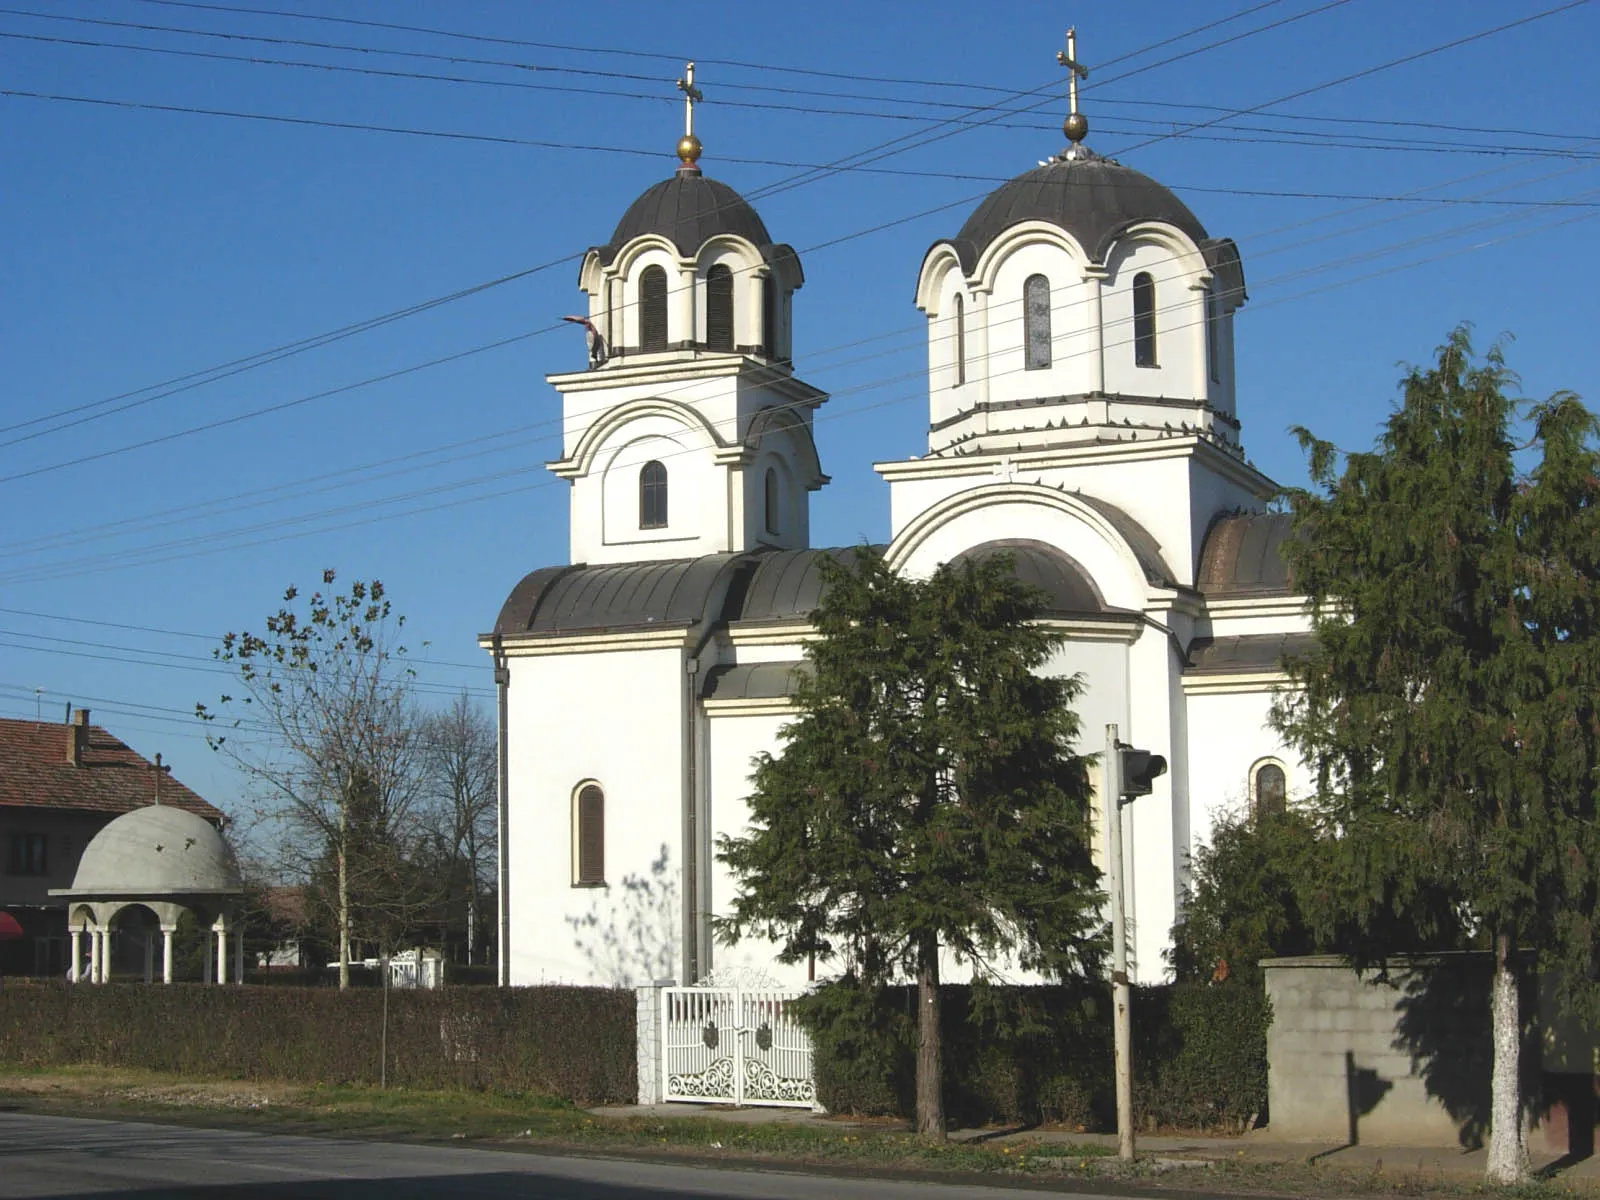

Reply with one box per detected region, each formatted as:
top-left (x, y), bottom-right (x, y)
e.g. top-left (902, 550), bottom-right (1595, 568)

top-left (420, 692), bottom-right (497, 964)
top-left (199, 571), bottom-right (425, 988)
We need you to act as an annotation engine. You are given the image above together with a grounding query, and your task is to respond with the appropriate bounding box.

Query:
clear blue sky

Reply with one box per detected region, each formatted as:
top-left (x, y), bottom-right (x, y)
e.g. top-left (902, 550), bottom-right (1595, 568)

top-left (2, 0), bottom-right (1597, 829)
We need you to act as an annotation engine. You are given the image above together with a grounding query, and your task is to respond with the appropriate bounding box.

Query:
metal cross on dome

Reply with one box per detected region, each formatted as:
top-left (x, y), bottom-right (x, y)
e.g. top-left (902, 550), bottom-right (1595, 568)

top-left (677, 61), bottom-right (702, 139)
top-left (1056, 27), bottom-right (1090, 145)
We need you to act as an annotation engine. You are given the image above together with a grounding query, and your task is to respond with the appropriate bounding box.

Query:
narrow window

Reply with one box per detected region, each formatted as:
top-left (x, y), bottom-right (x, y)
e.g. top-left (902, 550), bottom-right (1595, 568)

top-left (1205, 287), bottom-right (1221, 384)
top-left (575, 785), bottom-right (605, 885)
top-left (639, 460), bottom-right (668, 529)
top-left (706, 264), bottom-right (734, 352)
top-left (6, 832), bottom-right (46, 876)
top-left (1024, 274), bottom-right (1051, 370)
top-left (952, 293), bottom-right (966, 387)
top-left (639, 265), bottom-right (668, 352)
top-left (763, 467), bottom-right (780, 536)
top-left (1133, 272), bottom-right (1157, 368)
top-left (761, 275), bottom-right (777, 358)
top-left (1252, 762), bottom-right (1287, 818)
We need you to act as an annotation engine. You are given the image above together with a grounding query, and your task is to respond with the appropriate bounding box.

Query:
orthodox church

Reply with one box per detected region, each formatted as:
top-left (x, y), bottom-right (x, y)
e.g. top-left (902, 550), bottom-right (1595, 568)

top-left (483, 57), bottom-right (1309, 989)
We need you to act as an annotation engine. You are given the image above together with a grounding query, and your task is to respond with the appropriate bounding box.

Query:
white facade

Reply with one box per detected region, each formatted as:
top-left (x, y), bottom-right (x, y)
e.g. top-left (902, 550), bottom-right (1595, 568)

top-left (485, 145), bottom-right (1308, 990)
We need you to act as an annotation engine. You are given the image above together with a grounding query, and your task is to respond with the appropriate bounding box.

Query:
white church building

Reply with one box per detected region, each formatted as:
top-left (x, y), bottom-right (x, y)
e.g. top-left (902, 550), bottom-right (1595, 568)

top-left (483, 75), bottom-right (1310, 990)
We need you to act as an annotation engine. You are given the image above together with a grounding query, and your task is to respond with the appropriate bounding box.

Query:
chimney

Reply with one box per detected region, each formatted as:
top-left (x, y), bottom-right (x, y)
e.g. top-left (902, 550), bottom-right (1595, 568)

top-left (68, 708), bottom-right (89, 767)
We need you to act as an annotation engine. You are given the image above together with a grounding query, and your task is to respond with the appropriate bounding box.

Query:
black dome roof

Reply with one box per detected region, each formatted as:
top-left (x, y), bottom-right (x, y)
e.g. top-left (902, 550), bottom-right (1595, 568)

top-left (954, 153), bottom-right (1207, 265)
top-left (593, 168), bottom-right (772, 266)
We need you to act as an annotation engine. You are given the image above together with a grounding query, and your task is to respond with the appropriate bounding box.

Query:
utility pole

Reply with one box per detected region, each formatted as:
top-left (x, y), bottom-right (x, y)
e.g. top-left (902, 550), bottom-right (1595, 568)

top-left (1104, 723), bottom-right (1134, 1161)
top-left (1105, 723), bottom-right (1167, 1163)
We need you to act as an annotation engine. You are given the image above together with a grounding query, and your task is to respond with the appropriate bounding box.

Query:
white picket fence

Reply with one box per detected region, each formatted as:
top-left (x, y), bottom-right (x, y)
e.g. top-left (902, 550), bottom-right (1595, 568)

top-left (661, 985), bottom-right (817, 1108)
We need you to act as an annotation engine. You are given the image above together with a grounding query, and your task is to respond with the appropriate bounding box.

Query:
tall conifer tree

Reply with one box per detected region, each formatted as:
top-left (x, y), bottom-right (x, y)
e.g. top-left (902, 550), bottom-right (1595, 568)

top-left (717, 549), bottom-right (1103, 1139)
top-left (1276, 329), bottom-right (1600, 1183)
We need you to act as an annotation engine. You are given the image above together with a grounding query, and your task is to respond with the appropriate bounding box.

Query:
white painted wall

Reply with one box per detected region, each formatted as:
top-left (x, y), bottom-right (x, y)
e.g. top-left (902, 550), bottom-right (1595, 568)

top-left (1182, 686), bottom-right (1306, 859)
top-left (504, 645), bottom-right (687, 987)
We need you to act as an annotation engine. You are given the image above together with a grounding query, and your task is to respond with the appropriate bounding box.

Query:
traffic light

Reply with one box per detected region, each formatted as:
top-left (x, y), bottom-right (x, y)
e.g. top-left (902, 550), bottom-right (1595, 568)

top-left (1118, 745), bottom-right (1167, 798)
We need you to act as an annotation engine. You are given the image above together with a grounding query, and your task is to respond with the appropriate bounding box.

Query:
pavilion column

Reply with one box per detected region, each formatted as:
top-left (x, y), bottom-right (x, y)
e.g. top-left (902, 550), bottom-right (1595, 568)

top-left (202, 930), bottom-right (214, 986)
top-left (161, 927), bottom-right (175, 985)
top-left (99, 927), bottom-right (112, 984)
top-left (216, 926), bottom-right (229, 985)
top-left (68, 929), bottom-right (81, 983)
top-left (233, 923), bottom-right (244, 985)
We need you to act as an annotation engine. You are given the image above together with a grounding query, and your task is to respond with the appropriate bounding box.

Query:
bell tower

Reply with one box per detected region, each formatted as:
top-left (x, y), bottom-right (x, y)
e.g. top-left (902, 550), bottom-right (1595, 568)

top-left (544, 66), bottom-right (829, 566)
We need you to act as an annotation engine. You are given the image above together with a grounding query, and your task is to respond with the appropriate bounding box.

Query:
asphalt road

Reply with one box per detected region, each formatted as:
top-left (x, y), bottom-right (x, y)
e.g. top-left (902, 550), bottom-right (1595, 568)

top-left (0, 1112), bottom-right (1128, 1200)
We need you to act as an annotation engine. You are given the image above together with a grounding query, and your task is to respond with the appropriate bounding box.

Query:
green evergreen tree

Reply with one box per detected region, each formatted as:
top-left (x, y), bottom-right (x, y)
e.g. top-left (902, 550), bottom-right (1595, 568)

top-left (1169, 806), bottom-right (1324, 989)
top-left (1275, 328), bottom-right (1600, 1184)
top-left (717, 548), bottom-right (1104, 1139)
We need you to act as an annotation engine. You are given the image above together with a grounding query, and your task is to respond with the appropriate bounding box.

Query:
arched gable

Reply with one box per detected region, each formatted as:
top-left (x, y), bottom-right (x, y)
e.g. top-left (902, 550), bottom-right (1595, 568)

top-left (559, 397), bottom-right (726, 480)
top-left (886, 482), bottom-right (1158, 612)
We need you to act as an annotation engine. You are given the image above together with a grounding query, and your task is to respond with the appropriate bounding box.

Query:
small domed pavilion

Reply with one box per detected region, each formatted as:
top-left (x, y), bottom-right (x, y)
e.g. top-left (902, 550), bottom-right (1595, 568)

top-left (52, 803), bottom-right (244, 984)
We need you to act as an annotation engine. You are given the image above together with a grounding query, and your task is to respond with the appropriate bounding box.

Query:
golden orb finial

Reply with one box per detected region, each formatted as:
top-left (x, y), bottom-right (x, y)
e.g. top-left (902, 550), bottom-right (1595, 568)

top-left (1064, 112), bottom-right (1089, 143)
top-left (677, 132), bottom-right (703, 167)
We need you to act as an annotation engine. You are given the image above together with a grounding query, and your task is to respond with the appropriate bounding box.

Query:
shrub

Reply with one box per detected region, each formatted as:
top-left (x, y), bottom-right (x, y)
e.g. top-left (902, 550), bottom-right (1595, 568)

top-left (798, 978), bottom-right (1266, 1131)
top-left (0, 984), bottom-right (635, 1105)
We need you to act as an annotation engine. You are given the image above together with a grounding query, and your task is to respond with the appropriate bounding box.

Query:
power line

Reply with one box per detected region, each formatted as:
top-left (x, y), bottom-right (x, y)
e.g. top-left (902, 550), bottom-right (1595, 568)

top-left (6, 182), bottom-right (1592, 589)
top-left (7, 141), bottom-right (1593, 566)
top-left (1110, 0), bottom-right (1594, 159)
top-left (0, 1), bottom-right (1348, 452)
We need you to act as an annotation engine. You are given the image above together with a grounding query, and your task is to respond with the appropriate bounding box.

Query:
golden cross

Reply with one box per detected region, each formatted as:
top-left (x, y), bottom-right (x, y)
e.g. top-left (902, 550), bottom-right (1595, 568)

top-left (677, 61), bottom-right (703, 139)
top-left (1056, 27), bottom-right (1090, 143)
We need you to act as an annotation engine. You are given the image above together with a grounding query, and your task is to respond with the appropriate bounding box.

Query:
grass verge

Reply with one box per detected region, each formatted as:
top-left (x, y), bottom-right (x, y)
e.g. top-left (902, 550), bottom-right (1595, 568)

top-left (0, 1066), bottom-right (1591, 1197)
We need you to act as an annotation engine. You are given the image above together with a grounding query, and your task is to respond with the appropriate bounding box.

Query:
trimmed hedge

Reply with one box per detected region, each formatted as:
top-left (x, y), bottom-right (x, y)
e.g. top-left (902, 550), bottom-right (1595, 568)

top-left (796, 980), bottom-right (1268, 1132)
top-left (0, 983), bottom-right (635, 1105)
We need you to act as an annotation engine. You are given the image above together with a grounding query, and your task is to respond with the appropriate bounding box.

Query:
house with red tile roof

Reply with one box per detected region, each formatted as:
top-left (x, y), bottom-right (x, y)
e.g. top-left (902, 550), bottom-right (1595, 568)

top-left (0, 709), bottom-right (224, 977)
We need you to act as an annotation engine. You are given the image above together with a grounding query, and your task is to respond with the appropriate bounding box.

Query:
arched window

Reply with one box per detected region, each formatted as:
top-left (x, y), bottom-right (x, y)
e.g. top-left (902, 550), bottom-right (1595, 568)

top-left (706, 264), bottom-right (734, 352)
top-left (1133, 272), bottom-right (1157, 367)
top-left (639, 460), bottom-right (668, 529)
top-left (639, 265), bottom-right (668, 352)
top-left (1024, 274), bottom-right (1052, 370)
top-left (1205, 286), bottom-right (1221, 384)
top-left (574, 784), bottom-right (605, 885)
top-left (1252, 761), bottom-right (1287, 817)
top-left (763, 467), bottom-right (780, 536)
top-left (761, 275), bottom-right (777, 358)
top-left (952, 293), bottom-right (966, 387)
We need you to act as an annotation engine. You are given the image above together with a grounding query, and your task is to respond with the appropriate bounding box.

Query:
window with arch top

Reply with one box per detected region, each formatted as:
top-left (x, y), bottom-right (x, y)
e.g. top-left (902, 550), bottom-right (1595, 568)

top-left (639, 460), bottom-right (668, 529)
top-left (952, 293), bottom-right (966, 387)
top-left (1024, 274), bottom-right (1051, 370)
top-left (1133, 272), bottom-right (1157, 367)
top-left (1251, 760), bottom-right (1287, 818)
top-left (763, 467), bottom-right (780, 536)
top-left (639, 265), bottom-right (668, 352)
top-left (574, 783), bottom-right (605, 885)
top-left (706, 263), bottom-right (734, 352)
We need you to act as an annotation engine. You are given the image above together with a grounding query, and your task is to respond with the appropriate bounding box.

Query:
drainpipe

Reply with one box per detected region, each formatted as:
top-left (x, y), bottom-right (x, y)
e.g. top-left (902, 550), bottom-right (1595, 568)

top-left (492, 634), bottom-right (511, 988)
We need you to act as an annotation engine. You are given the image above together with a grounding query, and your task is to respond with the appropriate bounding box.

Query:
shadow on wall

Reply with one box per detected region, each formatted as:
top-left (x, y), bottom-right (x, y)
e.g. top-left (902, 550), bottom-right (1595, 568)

top-left (1344, 1050), bottom-right (1392, 1145)
top-left (1391, 959), bottom-right (1545, 1151)
top-left (565, 844), bottom-right (679, 987)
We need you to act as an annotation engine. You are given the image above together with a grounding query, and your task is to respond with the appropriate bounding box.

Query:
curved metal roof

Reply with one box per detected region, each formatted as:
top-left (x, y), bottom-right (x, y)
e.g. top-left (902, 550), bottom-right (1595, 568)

top-left (735, 546), bottom-right (885, 625)
top-left (1197, 511), bottom-right (1298, 596)
top-left (493, 553), bottom-right (755, 637)
top-left (63, 805), bottom-right (242, 897)
top-left (947, 539), bottom-right (1110, 615)
top-left (592, 170), bottom-right (772, 266)
top-left (702, 660), bottom-right (812, 702)
top-left (947, 153), bottom-right (1207, 267)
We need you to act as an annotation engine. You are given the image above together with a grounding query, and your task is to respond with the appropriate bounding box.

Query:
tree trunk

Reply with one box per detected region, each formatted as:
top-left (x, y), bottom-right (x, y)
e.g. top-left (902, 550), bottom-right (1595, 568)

top-left (915, 935), bottom-right (945, 1140)
top-left (1485, 928), bottom-right (1527, 1185)
top-left (337, 807), bottom-right (351, 990)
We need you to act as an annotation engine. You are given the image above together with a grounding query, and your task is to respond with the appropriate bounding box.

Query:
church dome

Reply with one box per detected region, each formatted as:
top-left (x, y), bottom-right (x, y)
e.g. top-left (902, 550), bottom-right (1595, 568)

top-left (593, 169), bottom-right (772, 266)
top-left (955, 153), bottom-right (1208, 264)
top-left (67, 804), bottom-right (241, 896)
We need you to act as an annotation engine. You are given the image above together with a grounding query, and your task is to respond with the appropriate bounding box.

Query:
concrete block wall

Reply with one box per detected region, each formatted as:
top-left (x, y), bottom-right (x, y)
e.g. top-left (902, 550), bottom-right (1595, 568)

top-left (1263, 954), bottom-right (1498, 1146)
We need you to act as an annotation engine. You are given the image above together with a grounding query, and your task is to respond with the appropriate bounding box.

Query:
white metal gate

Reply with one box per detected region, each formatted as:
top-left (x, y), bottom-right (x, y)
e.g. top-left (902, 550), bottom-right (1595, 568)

top-left (661, 984), bottom-right (816, 1108)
